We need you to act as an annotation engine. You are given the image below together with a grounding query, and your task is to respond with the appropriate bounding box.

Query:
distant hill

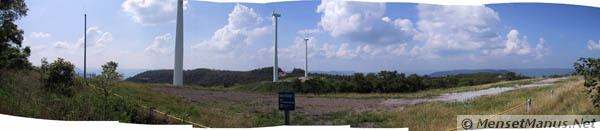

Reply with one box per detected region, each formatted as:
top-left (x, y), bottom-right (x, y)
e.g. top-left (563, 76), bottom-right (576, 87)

top-left (75, 68), bottom-right (147, 79)
top-left (429, 68), bottom-right (575, 77)
top-left (126, 67), bottom-right (286, 87)
top-left (507, 68), bottom-right (575, 78)
top-left (311, 70), bottom-right (356, 76)
top-left (429, 69), bottom-right (510, 77)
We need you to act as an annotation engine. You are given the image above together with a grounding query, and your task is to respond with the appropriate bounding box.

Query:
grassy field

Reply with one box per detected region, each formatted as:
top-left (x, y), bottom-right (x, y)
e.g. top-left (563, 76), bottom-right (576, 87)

top-left (129, 77), bottom-right (542, 99)
top-left (114, 82), bottom-right (279, 127)
top-left (3, 69), bottom-right (595, 130)
top-left (112, 76), bottom-right (596, 129)
top-left (342, 75), bottom-right (600, 130)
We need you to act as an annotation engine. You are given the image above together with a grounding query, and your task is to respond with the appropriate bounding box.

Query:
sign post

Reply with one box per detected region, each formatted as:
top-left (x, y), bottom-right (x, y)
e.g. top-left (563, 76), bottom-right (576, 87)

top-left (278, 92), bottom-right (295, 125)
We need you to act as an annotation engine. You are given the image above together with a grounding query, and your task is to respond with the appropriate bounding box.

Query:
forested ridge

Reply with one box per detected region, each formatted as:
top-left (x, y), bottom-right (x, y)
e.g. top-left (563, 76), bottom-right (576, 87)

top-left (128, 66), bottom-right (529, 94)
top-left (126, 67), bottom-right (289, 87)
top-left (289, 71), bottom-right (529, 94)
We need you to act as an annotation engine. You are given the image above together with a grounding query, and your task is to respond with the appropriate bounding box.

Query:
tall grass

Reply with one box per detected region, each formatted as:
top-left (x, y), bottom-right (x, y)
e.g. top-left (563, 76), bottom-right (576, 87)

top-left (0, 69), bottom-right (173, 124)
top-left (380, 76), bottom-right (599, 130)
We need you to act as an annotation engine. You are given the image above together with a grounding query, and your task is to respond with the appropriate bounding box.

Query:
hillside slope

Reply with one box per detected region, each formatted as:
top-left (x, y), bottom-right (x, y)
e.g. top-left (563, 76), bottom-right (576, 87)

top-left (126, 67), bottom-right (287, 86)
top-left (429, 69), bottom-right (510, 77)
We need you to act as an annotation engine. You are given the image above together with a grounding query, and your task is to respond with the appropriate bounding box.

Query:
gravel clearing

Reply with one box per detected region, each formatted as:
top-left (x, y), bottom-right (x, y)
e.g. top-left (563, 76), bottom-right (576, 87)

top-left (150, 78), bottom-right (566, 116)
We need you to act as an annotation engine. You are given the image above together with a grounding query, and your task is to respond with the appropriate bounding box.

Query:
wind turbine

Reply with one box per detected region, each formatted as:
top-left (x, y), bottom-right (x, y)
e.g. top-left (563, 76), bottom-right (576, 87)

top-left (272, 12), bottom-right (280, 82)
top-left (304, 38), bottom-right (309, 79)
top-left (173, 0), bottom-right (184, 86)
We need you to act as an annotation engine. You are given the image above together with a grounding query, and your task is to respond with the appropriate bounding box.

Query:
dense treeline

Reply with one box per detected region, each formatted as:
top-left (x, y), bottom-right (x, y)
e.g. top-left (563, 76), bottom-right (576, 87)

top-left (126, 67), bottom-right (288, 87)
top-left (290, 71), bottom-right (528, 94)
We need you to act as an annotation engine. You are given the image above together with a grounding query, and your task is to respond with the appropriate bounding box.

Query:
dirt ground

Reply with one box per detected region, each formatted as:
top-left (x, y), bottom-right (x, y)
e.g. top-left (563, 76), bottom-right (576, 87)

top-left (150, 87), bottom-right (393, 116)
top-left (149, 78), bottom-right (566, 116)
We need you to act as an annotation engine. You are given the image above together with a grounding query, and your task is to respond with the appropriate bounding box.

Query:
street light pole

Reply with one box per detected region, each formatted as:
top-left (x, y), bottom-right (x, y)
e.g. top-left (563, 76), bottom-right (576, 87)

top-left (272, 12), bottom-right (281, 82)
top-left (304, 38), bottom-right (309, 79)
top-left (84, 14), bottom-right (87, 80)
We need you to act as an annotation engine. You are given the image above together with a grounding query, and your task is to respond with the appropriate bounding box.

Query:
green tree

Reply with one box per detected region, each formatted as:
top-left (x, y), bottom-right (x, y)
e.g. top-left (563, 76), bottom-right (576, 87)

top-left (1, 0), bottom-right (31, 69)
top-left (96, 61), bottom-right (123, 119)
top-left (45, 58), bottom-right (76, 97)
top-left (574, 57), bottom-right (600, 107)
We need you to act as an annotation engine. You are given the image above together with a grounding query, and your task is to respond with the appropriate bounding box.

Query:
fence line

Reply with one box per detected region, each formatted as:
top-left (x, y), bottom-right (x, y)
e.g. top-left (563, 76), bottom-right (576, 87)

top-left (447, 101), bottom-right (528, 131)
top-left (113, 94), bottom-right (210, 128)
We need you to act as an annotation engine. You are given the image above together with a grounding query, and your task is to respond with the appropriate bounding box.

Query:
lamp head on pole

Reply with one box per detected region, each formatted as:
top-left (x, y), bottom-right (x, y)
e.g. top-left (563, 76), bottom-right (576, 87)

top-left (272, 12), bottom-right (281, 17)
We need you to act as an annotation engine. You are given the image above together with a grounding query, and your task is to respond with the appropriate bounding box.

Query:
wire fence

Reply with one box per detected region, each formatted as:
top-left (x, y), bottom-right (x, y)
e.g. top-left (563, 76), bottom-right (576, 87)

top-left (447, 101), bottom-right (527, 131)
top-left (112, 94), bottom-right (210, 128)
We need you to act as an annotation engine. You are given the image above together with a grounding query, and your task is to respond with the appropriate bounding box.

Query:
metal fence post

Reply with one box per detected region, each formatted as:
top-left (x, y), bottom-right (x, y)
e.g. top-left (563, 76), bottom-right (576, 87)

top-left (284, 110), bottom-right (290, 125)
top-left (527, 99), bottom-right (531, 115)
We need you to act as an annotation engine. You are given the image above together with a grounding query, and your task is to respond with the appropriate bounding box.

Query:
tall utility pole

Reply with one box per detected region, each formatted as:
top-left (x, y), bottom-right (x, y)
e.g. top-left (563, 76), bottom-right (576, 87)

top-left (84, 14), bottom-right (87, 80)
top-left (304, 38), bottom-right (309, 79)
top-left (272, 12), bottom-right (280, 82)
top-left (173, 0), bottom-right (184, 86)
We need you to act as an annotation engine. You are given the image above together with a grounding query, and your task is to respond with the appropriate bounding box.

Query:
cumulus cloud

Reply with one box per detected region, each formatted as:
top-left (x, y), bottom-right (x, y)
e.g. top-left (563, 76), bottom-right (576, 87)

top-left (588, 40), bottom-right (600, 51)
top-left (297, 28), bottom-right (321, 35)
top-left (414, 4), bottom-right (502, 53)
top-left (534, 38), bottom-right (548, 59)
top-left (267, 37), bottom-right (410, 61)
top-left (311, 2), bottom-right (550, 62)
top-left (46, 27), bottom-right (113, 51)
top-left (145, 33), bottom-right (173, 55)
top-left (52, 41), bottom-right (70, 49)
top-left (192, 4), bottom-right (269, 50)
top-left (30, 32), bottom-right (50, 38)
top-left (76, 27), bottom-right (113, 49)
top-left (316, 0), bottom-right (416, 44)
top-left (121, 0), bottom-right (189, 25)
top-left (26, 27), bottom-right (120, 69)
top-left (487, 30), bottom-right (531, 56)
top-left (385, 44), bottom-right (408, 56)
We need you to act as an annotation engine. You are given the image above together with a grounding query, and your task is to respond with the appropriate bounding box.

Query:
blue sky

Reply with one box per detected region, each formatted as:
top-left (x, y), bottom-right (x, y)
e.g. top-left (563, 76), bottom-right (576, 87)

top-left (17, 0), bottom-right (600, 74)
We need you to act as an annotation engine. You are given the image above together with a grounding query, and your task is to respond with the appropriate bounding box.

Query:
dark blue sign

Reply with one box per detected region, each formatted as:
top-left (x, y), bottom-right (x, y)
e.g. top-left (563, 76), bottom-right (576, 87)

top-left (278, 92), bottom-right (295, 111)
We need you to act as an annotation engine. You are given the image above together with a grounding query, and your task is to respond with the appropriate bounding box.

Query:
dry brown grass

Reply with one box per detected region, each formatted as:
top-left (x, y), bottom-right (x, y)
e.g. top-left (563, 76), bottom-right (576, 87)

top-left (381, 76), bottom-right (599, 131)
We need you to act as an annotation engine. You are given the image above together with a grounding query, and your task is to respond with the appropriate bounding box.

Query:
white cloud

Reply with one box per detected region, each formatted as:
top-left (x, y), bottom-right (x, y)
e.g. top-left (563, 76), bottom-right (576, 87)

top-left (279, 37), bottom-right (319, 59)
top-left (52, 41), bottom-right (70, 49)
top-left (488, 30), bottom-right (531, 56)
top-left (335, 43), bottom-right (360, 59)
top-left (30, 32), bottom-right (50, 38)
top-left (297, 28), bottom-right (321, 35)
top-left (27, 27), bottom-right (125, 69)
top-left (316, 0), bottom-right (416, 44)
top-left (192, 4), bottom-right (269, 50)
top-left (145, 33), bottom-right (173, 55)
top-left (410, 4), bottom-right (550, 61)
top-left (588, 40), bottom-right (600, 51)
top-left (310, 2), bottom-right (550, 63)
top-left (534, 38), bottom-right (548, 59)
top-left (45, 27), bottom-right (113, 52)
top-left (121, 0), bottom-right (189, 25)
top-left (385, 44), bottom-right (408, 56)
top-left (76, 27), bottom-right (113, 50)
top-left (414, 4), bottom-right (502, 54)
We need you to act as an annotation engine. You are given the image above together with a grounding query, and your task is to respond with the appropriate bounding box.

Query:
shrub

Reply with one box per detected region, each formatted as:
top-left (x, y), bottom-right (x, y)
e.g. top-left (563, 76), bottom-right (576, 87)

top-left (45, 58), bottom-right (76, 97)
top-left (574, 57), bottom-right (600, 107)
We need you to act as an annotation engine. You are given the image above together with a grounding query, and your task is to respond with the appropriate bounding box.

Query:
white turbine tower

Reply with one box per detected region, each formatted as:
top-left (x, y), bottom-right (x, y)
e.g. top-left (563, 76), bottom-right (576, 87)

top-left (272, 12), bottom-right (280, 82)
top-left (304, 38), bottom-right (309, 79)
top-left (173, 0), bottom-right (184, 86)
